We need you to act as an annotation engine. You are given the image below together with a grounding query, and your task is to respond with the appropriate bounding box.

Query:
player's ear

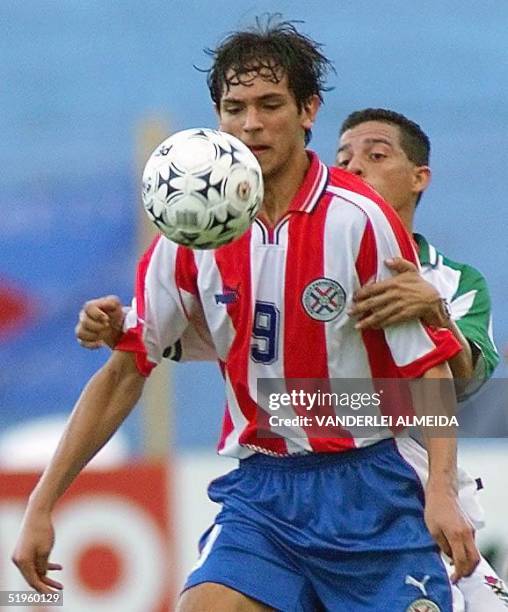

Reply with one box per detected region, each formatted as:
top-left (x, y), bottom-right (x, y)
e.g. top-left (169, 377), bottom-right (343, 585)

top-left (412, 165), bottom-right (431, 198)
top-left (300, 95), bottom-right (320, 131)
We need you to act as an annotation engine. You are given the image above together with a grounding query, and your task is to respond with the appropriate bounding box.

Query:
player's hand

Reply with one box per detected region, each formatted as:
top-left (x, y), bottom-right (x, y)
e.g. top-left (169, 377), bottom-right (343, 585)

top-left (12, 509), bottom-right (63, 594)
top-left (75, 295), bottom-right (124, 349)
top-left (349, 257), bottom-right (445, 329)
top-left (424, 484), bottom-right (480, 582)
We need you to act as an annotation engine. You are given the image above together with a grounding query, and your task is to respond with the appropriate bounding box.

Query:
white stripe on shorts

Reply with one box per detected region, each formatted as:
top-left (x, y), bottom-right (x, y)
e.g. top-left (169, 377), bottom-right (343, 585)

top-left (190, 524), bottom-right (223, 572)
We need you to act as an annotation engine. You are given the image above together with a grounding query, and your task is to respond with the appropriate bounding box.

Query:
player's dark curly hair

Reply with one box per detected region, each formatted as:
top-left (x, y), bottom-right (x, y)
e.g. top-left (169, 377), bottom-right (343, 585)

top-left (340, 108), bottom-right (430, 166)
top-left (203, 15), bottom-right (334, 143)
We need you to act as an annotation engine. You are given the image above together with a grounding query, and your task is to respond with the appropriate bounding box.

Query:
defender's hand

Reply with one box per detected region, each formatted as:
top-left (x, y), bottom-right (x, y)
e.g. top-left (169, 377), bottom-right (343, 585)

top-left (424, 485), bottom-right (480, 583)
top-left (75, 295), bottom-right (124, 349)
top-left (349, 257), bottom-right (445, 329)
top-left (12, 510), bottom-right (63, 594)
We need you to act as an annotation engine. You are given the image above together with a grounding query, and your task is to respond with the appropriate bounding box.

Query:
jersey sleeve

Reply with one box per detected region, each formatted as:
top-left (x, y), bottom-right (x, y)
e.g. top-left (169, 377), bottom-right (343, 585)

top-left (121, 304), bottom-right (217, 363)
top-left (159, 305), bottom-right (217, 362)
top-left (115, 235), bottom-right (198, 375)
top-left (450, 262), bottom-right (499, 386)
top-left (355, 199), bottom-right (462, 378)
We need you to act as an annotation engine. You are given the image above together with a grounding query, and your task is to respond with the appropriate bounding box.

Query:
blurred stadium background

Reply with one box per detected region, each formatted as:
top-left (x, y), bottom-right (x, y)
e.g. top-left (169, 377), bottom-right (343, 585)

top-left (1, 1), bottom-right (507, 610)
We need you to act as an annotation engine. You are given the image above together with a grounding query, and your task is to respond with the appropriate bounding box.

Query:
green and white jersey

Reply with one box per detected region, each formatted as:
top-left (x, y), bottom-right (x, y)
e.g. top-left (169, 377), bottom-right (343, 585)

top-left (415, 233), bottom-right (499, 386)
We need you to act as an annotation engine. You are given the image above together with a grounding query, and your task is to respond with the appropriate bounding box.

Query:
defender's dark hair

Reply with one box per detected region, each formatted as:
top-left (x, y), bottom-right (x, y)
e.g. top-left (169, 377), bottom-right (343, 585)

top-left (203, 15), bottom-right (334, 143)
top-left (340, 108), bottom-right (430, 166)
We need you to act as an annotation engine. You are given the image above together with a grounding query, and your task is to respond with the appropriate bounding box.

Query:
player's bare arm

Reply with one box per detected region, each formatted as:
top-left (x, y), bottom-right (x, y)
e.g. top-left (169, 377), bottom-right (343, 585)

top-left (12, 350), bottom-right (145, 593)
top-left (75, 295), bottom-right (125, 349)
top-left (419, 362), bottom-right (480, 582)
top-left (350, 257), bottom-right (475, 386)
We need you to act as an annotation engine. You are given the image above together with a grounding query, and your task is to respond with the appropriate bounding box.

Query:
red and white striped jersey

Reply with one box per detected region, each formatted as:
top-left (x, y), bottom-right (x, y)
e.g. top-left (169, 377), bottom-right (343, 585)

top-left (117, 152), bottom-right (461, 458)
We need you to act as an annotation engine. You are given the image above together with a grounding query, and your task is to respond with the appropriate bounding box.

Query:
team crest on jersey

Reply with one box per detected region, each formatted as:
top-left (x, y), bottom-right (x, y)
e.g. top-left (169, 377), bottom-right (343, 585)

top-left (405, 599), bottom-right (440, 612)
top-left (484, 575), bottom-right (508, 606)
top-left (301, 278), bottom-right (346, 322)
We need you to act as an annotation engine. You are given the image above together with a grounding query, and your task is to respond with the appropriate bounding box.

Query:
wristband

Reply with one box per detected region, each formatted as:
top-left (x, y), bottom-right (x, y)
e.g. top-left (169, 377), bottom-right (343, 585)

top-left (439, 298), bottom-right (452, 323)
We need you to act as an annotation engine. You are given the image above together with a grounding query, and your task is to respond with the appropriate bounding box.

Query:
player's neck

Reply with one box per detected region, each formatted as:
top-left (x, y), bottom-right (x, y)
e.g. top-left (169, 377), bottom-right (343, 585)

top-left (395, 204), bottom-right (415, 235)
top-left (261, 150), bottom-right (310, 226)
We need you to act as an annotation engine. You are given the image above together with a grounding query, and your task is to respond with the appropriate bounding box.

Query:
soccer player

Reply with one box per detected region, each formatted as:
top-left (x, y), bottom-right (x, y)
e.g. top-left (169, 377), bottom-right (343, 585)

top-left (335, 108), bottom-right (504, 610)
top-left (13, 19), bottom-right (477, 611)
top-left (78, 110), bottom-right (505, 611)
top-left (338, 108), bottom-right (498, 397)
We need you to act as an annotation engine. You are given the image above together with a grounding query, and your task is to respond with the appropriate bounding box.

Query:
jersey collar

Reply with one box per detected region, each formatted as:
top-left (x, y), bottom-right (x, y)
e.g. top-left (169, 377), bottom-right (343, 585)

top-left (287, 151), bottom-right (329, 214)
top-left (414, 233), bottom-right (438, 267)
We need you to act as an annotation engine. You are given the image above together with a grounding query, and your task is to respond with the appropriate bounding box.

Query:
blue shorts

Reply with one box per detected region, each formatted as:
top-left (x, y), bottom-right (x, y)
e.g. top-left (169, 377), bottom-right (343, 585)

top-left (184, 439), bottom-right (452, 611)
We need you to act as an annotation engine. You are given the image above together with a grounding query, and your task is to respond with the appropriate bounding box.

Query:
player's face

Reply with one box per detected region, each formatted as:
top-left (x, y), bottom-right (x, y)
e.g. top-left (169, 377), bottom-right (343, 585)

top-left (217, 70), bottom-right (318, 180)
top-left (336, 121), bottom-right (430, 213)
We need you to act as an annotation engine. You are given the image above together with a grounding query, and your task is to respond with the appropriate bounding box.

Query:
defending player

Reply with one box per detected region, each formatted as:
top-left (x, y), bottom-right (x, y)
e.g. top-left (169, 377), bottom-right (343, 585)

top-left (13, 19), bottom-right (477, 611)
top-left (338, 108), bottom-right (498, 396)
top-left (336, 108), bottom-right (505, 611)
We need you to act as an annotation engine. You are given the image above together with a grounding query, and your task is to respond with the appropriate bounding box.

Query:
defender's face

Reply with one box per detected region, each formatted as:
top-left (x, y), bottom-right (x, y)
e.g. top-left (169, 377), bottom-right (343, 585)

top-left (336, 121), bottom-right (426, 212)
top-left (218, 71), bottom-right (316, 180)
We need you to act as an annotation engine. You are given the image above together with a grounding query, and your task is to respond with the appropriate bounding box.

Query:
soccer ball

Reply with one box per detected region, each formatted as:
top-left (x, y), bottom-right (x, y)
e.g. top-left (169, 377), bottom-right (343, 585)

top-left (142, 128), bottom-right (264, 249)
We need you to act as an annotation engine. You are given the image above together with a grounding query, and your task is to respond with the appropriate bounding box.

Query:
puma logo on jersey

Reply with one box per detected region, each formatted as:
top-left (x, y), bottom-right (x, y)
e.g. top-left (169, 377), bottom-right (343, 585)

top-left (215, 285), bottom-right (239, 305)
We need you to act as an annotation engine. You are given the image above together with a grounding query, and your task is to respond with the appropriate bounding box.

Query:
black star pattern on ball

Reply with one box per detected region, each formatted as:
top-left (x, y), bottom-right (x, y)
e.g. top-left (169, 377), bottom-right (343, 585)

top-left (230, 142), bottom-right (246, 163)
top-left (193, 129), bottom-right (210, 138)
top-left (146, 203), bottom-right (166, 229)
top-left (193, 169), bottom-right (214, 196)
top-left (223, 208), bottom-right (240, 227)
top-left (157, 164), bottom-right (182, 192)
top-left (217, 143), bottom-right (232, 158)
top-left (179, 231), bottom-right (200, 244)
top-left (207, 208), bottom-right (238, 232)
top-left (246, 199), bottom-right (258, 220)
